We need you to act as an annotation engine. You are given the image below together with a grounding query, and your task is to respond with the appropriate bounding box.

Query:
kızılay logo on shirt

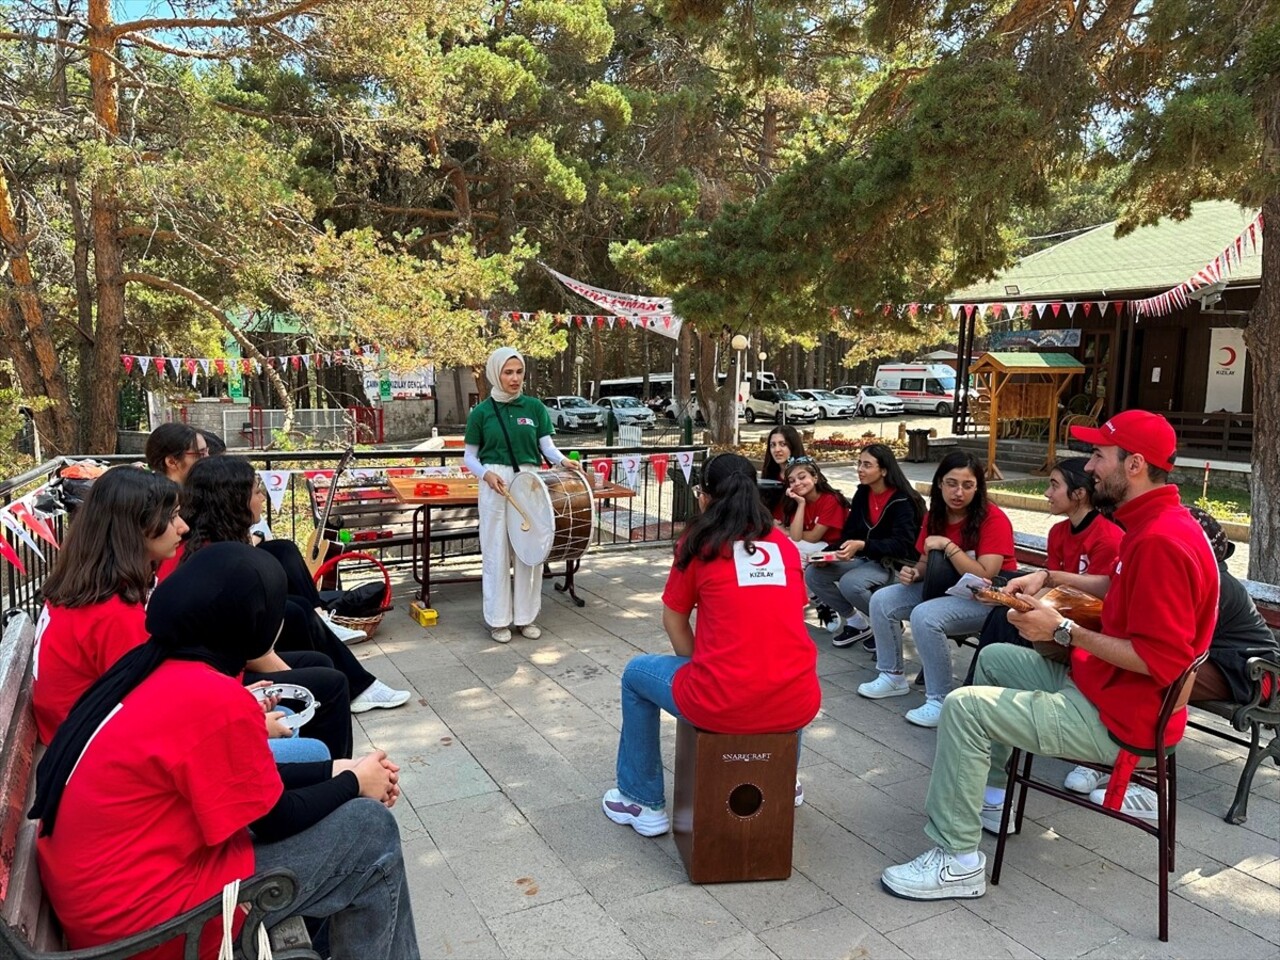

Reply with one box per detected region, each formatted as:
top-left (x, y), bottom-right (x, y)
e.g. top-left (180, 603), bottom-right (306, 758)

top-left (733, 541), bottom-right (784, 586)
top-left (516, 417), bottom-right (535, 426)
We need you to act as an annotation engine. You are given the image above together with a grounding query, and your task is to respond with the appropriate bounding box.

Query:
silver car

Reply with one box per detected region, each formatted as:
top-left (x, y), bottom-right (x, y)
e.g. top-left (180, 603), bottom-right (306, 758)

top-left (542, 395), bottom-right (606, 430)
top-left (596, 396), bottom-right (657, 429)
top-left (795, 389), bottom-right (858, 419)
top-left (743, 389), bottom-right (820, 424)
top-left (834, 385), bottom-right (905, 417)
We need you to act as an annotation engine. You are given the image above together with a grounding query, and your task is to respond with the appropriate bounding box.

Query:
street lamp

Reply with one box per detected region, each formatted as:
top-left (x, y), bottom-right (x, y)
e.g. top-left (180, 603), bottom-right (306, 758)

top-left (574, 355), bottom-right (584, 396)
top-left (730, 333), bottom-right (748, 445)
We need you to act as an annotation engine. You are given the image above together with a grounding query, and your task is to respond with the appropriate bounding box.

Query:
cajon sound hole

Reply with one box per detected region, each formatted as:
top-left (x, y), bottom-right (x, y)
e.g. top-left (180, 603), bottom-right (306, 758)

top-left (728, 783), bottom-right (764, 818)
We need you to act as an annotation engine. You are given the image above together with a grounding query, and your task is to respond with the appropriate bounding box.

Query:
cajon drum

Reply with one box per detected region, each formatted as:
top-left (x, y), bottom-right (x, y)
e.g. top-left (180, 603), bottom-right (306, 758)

top-left (672, 720), bottom-right (799, 884)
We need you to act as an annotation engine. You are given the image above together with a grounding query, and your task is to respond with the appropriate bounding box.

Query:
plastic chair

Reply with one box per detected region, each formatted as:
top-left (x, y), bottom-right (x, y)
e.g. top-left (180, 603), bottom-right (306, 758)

top-left (990, 650), bottom-right (1209, 942)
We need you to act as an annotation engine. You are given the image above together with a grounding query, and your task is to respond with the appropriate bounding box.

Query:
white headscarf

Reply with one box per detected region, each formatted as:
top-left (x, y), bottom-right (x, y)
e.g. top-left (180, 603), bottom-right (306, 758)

top-left (486, 346), bottom-right (524, 404)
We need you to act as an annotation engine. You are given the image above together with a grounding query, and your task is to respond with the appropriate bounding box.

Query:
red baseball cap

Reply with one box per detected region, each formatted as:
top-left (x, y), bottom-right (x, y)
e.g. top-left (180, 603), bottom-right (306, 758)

top-left (1070, 409), bottom-right (1177, 471)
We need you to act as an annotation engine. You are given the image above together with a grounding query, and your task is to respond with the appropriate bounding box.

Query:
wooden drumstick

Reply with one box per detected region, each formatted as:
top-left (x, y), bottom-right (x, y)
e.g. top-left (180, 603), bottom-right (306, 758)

top-left (503, 490), bottom-right (533, 531)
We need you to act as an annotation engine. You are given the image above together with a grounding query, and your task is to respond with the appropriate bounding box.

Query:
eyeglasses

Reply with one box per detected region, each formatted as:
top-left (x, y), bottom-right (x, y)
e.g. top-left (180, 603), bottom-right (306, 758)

top-left (185, 446), bottom-right (209, 459)
top-left (856, 460), bottom-right (880, 470)
top-left (941, 479), bottom-right (978, 492)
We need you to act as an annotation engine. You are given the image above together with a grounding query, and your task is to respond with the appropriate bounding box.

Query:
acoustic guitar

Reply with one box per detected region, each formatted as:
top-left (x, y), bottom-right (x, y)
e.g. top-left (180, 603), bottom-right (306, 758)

top-left (304, 446), bottom-right (355, 579)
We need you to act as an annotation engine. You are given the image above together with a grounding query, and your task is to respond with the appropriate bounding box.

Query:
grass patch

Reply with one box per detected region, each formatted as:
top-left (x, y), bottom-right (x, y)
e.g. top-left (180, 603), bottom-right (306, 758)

top-left (988, 480), bottom-right (1250, 524)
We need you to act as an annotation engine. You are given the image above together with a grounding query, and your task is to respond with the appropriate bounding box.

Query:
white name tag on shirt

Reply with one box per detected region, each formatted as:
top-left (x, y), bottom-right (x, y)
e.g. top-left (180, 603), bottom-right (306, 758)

top-left (733, 541), bottom-right (785, 586)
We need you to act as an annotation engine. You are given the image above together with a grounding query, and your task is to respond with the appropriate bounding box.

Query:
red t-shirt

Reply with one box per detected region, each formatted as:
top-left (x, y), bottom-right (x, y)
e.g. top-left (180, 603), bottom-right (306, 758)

top-left (37, 660), bottom-right (282, 960)
top-left (867, 487), bottom-right (895, 526)
top-left (664, 529), bottom-right (821, 734)
top-left (795, 491), bottom-right (848, 547)
top-left (32, 598), bottom-right (150, 744)
top-left (914, 504), bottom-right (1017, 572)
top-left (1047, 512), bottom-right (1124, 576)
top-left (1071, 486), bottom-right (1218, 750)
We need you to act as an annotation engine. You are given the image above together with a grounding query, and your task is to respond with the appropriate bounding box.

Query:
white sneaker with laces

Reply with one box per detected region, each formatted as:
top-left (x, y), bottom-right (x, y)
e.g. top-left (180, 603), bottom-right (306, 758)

top-left (319, 611), bottom-right (368, 645)
top-left (881, 847), bottom-right (986, 901)
top-left (350, 679), bottom-right (412, 713)
top-left (517, 624), bottom-right (542, 639)
top-left (1089, 783), bottom-right (1159, 821)
top-left (857, 673), bottom-right (910, 699)
top-left (1064, 765), bottom-right (1109, 794)
top-left (490, 626), bottom-right (512, 643)
top-left (905, 697), bottom-right (944, 728)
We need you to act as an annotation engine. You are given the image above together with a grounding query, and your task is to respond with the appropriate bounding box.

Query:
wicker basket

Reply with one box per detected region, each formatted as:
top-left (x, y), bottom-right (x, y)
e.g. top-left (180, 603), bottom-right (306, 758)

top-left (311, 551), bottom-right (393, 642)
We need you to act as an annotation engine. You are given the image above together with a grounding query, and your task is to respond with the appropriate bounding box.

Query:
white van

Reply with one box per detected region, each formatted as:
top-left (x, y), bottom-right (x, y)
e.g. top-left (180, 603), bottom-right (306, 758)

top-left (873, 363), bottom-right (960, 415)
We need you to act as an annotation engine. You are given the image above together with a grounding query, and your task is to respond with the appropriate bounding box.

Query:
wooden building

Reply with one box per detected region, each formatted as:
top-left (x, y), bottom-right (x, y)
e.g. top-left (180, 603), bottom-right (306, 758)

top-left (948, 201), bottom-right (1261, 462)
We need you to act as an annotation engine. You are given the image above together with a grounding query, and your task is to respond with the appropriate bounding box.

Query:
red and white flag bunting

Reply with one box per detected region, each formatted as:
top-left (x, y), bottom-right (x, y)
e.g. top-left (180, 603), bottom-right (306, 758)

top-left (1133, 211), bottom-right (1263, 318)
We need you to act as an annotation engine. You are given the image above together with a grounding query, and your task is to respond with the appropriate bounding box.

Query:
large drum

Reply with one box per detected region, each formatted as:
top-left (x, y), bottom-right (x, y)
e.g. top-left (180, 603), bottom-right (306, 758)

top-left (506, 469), bottom-right (595, 566)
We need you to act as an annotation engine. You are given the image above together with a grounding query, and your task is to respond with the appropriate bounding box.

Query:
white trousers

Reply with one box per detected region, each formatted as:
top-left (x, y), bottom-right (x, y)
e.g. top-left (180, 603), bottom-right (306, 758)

top-left (478, 464), bottom-right (541, 629)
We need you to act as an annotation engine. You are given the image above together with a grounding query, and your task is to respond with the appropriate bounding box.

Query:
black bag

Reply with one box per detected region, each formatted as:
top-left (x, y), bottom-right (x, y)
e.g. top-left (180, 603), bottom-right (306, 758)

top-left (921, 549), bottom-right (962, 601)
top-left (320, 582), bottom-right (387, 618)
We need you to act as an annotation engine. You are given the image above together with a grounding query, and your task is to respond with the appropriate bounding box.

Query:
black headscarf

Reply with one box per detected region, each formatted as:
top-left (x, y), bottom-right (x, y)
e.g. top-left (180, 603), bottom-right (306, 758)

top-left (30, 542), bottom-right (287, 836)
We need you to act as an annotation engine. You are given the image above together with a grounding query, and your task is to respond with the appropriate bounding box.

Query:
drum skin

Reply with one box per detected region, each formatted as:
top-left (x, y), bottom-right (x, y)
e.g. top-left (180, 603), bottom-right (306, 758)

top-left (506, 469), bottom-right (595, 566)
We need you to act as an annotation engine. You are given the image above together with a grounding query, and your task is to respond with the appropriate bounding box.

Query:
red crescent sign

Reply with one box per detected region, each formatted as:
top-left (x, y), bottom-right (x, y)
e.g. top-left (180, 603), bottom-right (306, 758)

top-left (1218, 346), bottom-right (1237, 367)
top-left (749, 545), bottom-right (772, 567)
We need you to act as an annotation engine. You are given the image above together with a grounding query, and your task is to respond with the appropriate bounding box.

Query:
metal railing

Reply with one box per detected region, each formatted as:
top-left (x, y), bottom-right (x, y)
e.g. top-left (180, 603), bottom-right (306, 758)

top-left (1, 445), bottom-right (709, 619)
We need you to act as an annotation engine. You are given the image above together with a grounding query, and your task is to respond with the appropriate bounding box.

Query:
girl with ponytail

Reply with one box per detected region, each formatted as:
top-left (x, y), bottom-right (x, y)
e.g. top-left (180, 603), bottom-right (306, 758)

top-left (602, 454), bottom-right (821, 837)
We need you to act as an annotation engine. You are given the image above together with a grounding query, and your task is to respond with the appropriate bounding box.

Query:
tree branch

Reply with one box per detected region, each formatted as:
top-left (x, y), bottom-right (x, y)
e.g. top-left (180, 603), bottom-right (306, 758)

top-left (108, 0), bottom-right (332, 40)
top-left (120, 270), bottom-right (295, 430)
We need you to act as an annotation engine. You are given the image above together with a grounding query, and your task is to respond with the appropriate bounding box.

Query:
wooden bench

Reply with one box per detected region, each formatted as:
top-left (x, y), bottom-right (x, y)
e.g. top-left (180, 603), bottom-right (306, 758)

top-left (1011, 531), bottom-right (1280, 825)
top-left (0, 610), bottom-right (318, 960)
top-left (305, 468), bottom-right (479, 569)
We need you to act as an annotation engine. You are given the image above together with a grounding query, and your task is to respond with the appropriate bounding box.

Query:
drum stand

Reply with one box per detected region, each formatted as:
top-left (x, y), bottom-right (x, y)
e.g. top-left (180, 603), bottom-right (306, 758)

top-left (551, 559), bottom-right (586, 607)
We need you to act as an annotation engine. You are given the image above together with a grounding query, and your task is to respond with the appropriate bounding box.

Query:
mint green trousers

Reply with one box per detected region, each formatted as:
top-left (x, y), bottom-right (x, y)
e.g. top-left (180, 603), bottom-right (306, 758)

top-left (924, 644), bottom-right (1120, 854)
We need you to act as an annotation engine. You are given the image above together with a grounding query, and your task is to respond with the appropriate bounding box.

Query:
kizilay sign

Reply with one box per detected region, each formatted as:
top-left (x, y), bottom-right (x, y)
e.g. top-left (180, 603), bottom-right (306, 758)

top-left (1205, 328), bottom-right (1247, 413)
top-left (362, 366), bottom-right (435, 401)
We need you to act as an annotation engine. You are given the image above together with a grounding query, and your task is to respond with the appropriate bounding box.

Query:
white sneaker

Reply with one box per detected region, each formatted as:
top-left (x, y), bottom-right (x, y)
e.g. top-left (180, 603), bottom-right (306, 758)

top-left (795, 780), bottom-right (805, 807)
top-left (1089, 783), bottom-right (1159, 821)
top-left (905, 697), bottom-right (944, 728)
top-left (857, 673), bottom-right (910, 699)
top-left (319, 611), bottom-right (368, 644)
top-left (517, 623), bottom-right (542, 639)
top-left (1064, 765), bottom-right (1109, 794)
top-left (882, 847), bottom-right (986, 901)
top-left (350, 679), bottom-right (412, 713)
top-left (979, 801), bottom-right (1018, 836)
top-left (602, 788), bottom-right (670, 836)
top-left (490, 626), bottom-right (512, 643)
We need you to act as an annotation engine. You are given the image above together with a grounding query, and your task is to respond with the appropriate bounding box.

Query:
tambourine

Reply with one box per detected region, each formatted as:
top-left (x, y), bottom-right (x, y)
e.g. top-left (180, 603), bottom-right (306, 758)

top-left (252, 683), bottom-right (317, 732)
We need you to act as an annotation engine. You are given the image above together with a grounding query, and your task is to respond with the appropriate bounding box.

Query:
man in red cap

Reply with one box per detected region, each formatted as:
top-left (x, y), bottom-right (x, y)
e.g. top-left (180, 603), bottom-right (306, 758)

top-left (879, 409), bottom-right (1218, 902)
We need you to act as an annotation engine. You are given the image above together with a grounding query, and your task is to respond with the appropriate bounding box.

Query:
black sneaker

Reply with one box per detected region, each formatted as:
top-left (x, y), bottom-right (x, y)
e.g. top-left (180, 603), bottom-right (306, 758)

top-left (833, 624), bottom-right (873, 648)
top-left (861, 633), bottom-right (877, 652)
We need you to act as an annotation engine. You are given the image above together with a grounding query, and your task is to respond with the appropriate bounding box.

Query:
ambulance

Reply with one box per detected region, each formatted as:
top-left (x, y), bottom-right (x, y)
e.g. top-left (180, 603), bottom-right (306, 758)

top-left (872, 363), bottom-right (961, 415)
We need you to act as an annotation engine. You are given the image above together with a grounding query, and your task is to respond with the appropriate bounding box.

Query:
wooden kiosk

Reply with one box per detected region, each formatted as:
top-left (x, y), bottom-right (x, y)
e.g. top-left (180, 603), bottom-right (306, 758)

top-left (968, 352), bottom-right (1085, 479)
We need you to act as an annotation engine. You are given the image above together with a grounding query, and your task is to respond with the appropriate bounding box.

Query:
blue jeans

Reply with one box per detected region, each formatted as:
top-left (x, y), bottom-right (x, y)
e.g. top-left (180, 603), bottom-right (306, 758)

top-left (869, 582), bottom-right (993, 699)
top-left (267, 706), bottom-right (330, 763)
top-left (615, 654), bottom-right (689, 808)
top-left (804, 557), bottom-right (892, 619)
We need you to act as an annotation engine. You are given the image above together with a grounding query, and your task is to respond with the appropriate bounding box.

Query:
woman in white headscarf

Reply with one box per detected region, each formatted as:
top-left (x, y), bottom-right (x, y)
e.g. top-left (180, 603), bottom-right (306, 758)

top-left (462, 347), bottom-right (584, 643)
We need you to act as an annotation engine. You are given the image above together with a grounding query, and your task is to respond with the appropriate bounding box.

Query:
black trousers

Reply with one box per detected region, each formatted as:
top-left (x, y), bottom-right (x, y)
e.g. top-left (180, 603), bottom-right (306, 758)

top-left (257, 539), bottom-right (378, 700)
top-left (245, 650), bottom-right (354, 760)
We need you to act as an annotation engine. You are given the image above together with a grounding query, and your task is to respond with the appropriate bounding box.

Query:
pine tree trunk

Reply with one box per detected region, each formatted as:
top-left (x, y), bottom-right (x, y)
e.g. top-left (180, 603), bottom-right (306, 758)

top-left (84, 0), bottom-right (125, 454)
top-left (1245, 195), bottom-right (1278, 583)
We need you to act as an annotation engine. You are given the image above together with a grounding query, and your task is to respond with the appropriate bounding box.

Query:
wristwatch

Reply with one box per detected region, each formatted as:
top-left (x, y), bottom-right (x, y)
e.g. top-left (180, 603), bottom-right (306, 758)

top-left (1053, 618), bottom-right (1076, 647)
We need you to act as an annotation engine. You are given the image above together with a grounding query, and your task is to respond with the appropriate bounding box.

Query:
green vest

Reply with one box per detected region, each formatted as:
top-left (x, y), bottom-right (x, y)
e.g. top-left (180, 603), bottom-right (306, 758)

top-left (464, 395), bottom-right (553, 466)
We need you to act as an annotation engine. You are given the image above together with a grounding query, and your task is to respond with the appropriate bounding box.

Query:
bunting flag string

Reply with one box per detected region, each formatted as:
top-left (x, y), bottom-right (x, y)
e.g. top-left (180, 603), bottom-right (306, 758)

top-left (119, 344), bottom-right (380, 379)
top-left (1132, 211), bottom-right (1263, 318)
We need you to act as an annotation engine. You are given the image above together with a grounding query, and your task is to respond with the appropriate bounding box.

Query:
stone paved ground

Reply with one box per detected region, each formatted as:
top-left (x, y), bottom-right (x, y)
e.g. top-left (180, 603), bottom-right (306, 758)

top-left (346, 541), bottom-right (1279, 960)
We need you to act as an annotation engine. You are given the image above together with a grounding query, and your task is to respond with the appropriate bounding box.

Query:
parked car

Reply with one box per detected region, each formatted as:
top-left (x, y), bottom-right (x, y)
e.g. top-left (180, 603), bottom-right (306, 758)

top-left (542, 395), bottom-right (606, 431)
top-left (834, 385), bottom-right (905, 418)
top-left (743, 389), bottom-right (819, 424)
top-left (595, 395), bottom-right (657, 429)
top-left (664, 394), bottom-right (744, 423)
top-left (794, 389), bottom-right (858, 419)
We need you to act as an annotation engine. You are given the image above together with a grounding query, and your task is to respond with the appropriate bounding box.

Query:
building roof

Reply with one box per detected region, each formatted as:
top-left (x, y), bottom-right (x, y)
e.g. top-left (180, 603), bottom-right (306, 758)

top-left (970, 352), bottom-right (1085, 374)
top-left (953, 201), bottom-right (1263, 300)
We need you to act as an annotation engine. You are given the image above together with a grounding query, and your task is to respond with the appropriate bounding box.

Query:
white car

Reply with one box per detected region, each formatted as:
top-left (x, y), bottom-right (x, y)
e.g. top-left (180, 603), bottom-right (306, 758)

top-left (542, 395), bottom-right (606, 431)
top-left (743, 389), bottom-right (819, 424)
top-left (834, 385), bottom-right (905, 417)
top-left (794, 389), bottom-right (858, 419)
top-left (596, 396), bottom-right (656, 429)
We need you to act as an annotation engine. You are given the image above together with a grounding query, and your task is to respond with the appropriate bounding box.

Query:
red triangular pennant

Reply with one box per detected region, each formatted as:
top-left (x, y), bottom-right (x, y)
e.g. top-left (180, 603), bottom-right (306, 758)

top-left (122, 355), bottom-right (134, 374)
